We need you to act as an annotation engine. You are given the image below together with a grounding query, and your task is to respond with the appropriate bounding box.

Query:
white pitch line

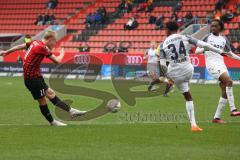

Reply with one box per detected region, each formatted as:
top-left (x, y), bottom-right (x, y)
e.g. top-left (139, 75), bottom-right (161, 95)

top-left (0, 124), bottom-right (45, 126)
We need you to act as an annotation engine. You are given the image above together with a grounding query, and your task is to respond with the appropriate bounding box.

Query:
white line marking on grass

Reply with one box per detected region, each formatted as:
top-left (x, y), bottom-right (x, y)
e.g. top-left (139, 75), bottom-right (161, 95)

top-left (0, 82), bottom-right (13, 86)
top-left (0, 124), bottom-right (43, 126)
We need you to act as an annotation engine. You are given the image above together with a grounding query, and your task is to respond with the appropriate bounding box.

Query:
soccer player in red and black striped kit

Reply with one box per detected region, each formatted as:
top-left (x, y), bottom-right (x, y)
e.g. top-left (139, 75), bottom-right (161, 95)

top-left (0, 31), bottom-right (86, 126)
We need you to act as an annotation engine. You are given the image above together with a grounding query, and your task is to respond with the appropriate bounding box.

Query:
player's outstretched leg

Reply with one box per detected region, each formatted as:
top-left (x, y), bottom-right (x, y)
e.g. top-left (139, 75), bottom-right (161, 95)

top-left (147, 71), bottom-right (160, 91)
top-left (220, 73), bottom-right (240, 116)
top-left (183, 92), bottom-right (203, 132)
top-left (45, 88), bottom-right (87, 117)
top-left (163, 79), bottom-right (174, 96)
top-left (148, 79), bottom-right (161, 91)
top-left (37, 97), bottom-right (67, 126)
top-left (212, 82), bottom-right (227, 123)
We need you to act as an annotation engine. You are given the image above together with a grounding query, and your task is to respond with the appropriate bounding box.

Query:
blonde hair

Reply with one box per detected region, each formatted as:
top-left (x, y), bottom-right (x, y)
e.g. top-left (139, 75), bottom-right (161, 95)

top-left (43, 30), bottom-right (56, 40)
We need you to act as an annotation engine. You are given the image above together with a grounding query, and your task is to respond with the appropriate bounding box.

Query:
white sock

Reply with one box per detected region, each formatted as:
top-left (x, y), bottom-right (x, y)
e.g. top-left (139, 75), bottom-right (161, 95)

top-left (214, 97), bottom-right (227, 119)
top-left (186, 101), bottom-right (197, 127)
top-left (226, 87), bottom-right (237, 111)
top-left (69, 108), bottom-right (74, 113)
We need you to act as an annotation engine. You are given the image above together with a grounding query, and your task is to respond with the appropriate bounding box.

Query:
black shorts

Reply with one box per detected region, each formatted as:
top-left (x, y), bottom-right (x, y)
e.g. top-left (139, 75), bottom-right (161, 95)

top-left (24, 77), bottom-right (49, 100)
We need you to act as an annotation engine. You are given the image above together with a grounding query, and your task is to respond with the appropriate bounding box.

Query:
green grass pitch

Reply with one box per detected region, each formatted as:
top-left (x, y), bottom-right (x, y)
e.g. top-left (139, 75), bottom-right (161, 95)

top-left (0, 77), bottom-right (240, 160)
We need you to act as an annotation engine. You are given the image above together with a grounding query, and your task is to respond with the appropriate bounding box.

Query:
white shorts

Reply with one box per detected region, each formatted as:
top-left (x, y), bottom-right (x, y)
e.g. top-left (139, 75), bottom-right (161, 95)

top-left (206, 64), bottom-right (228, 79)
top-left (167, 68), bottom-right (193, 93)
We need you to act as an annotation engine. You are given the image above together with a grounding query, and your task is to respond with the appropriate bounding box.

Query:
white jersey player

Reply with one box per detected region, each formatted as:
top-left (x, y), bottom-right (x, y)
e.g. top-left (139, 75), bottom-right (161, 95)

top-left (196, 19), bottom-right (240, 123)
top-left (144, 42), bottom-right (173, 96)
top-left (143, 42), bottom-right (160, 91)
top-left (144, 41), bottom-right (159, 78)
top-left (161, 21), bottom-right (224, 132)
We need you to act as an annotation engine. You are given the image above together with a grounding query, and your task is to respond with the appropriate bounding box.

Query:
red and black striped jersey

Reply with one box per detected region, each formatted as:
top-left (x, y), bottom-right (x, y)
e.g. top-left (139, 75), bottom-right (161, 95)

top-left (23, 40), bottom-right (52, 79)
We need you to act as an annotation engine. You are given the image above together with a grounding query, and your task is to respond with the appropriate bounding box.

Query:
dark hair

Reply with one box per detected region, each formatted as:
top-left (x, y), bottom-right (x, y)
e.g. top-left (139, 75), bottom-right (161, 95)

top-left (25, 34), bottom-right (31, 38)
top-left (212, 19), bottom-right (224, 31)
top-left (166, 21), bottom-right (179, 31)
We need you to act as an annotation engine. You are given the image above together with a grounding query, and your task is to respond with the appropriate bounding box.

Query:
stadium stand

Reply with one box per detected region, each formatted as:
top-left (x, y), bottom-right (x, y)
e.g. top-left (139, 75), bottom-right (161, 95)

top-left (59, 0), bottom-right (123, 53)
top-left (59, 0), bottom-right (239, 53)
top-left (0, 0), bottom-right (239, 53)
top-left (0, 0), bottom-right (93, 35)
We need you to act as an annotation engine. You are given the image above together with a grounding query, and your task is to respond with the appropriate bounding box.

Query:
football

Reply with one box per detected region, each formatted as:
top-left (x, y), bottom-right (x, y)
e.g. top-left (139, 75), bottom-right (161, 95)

top-left (106, 99), bottom-right (121, 113)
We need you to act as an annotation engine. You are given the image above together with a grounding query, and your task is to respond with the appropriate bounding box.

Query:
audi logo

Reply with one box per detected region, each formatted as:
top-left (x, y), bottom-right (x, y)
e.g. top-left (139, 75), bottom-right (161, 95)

top-left (190, 56), bottom-right (200, 67)
top-left (126, 56), bottom-right (143, 65)
top-left (74, 54), bottom-right (90, 64)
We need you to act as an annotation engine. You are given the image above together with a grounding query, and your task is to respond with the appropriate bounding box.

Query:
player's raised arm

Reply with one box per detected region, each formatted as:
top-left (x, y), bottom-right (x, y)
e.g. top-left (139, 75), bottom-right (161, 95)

top-left (185, 35), bottom-right (223, 54)
top-left (0, 43), bottom-right (27, 57)
top-left (223, 51), bottom-right (240, 60)
top-left (195, 47), bottom-right (205, 54)
top-left (221, 37), bottom-right (240, 60)
top-left (143, 49), bottom-right (148, 60)
top-left (48, 48), bottom-right (65, 64)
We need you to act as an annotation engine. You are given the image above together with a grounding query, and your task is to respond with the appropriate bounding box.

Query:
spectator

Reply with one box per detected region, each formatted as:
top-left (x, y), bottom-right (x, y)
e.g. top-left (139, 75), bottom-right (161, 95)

top-left (78, 43), bottom-right (90, 52)
top-left (117, 0), bottom-right (132, 13)
top-left (214, 10), bottom-right (222, 19)
top-left (136, 0), bottom-right (153, 13)
top-left (172, 1), bottom-right (182, 12)
top-left (43, 12), bottom-right (51, 25)
top-left (103, 42), bottom-right (117, 53)
top-left (24, 35), bottom-right (32, 43)
top-left (24, 35), bottom-right (32, 51)
top-left (205, 12), bottom-right (213, 24)
top-left (135, 0), bottom-right (145, 3)
top-left (125, 0), bottom-right (133, 12)
top-left (137, 3), bottom-right (147, 12)
top-left (46, 0), bottom-right (58, 9)
top-left (177, 18), bottom-right (184, 28)
top-left (98, 6), bottom-right (107, 17)
top-left (85, 7), bottom-right (108, 28)
top-left (149, 15), bottom-right (156, 24)
top-left (155, 15), bottom-right (164, 30)
top-left (49, 14), bottom-right (56, 25)
top-left (97, 6), bottom-right (107, 23)
top-left (124, 17), bottom-right (138, 30)
top-left (185, 12), bottom-right (193, 20)
top-left (85, 13), bottom-right (92, 28)
top-left (171, 12), bottom-right (178, 21)
top-left (34, 14), bottom-right (44, 25)
top-left (118, 0), bottom-right (126, 11)
top-left (236, 3), bottom-right (240, 15)
top-left (117, 46), bottom-right (128, 52)
top-left (90, 13), bottom-right (96, 24)
top-left (146, 0), bottom-right (154, 12)
top-left (35, 12), bottom-right (56, 25)
top-left (221, 10), bottom-right (234, 22)
top-left (184, 11), bottom-right (196, 25)
top-left (215, 0), bottom-right (224, 11)
top-left (94, 12), bottom-right (102, 24)
top-left (117, 41), bottom-right (130, 52)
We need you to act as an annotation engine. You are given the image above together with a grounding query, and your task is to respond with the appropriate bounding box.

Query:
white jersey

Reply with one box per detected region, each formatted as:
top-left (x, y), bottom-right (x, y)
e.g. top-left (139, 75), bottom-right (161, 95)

top-left (161, 34), bottom-right (196, 78)
top-left (203, 33), bottom-right (231, 66)
top-left (145, 48), bottom-right (158, 64)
